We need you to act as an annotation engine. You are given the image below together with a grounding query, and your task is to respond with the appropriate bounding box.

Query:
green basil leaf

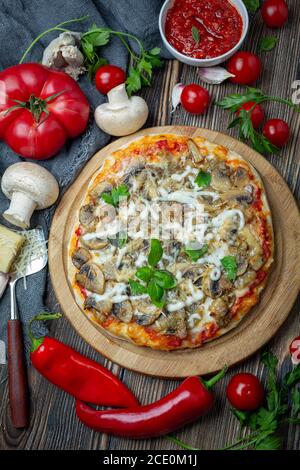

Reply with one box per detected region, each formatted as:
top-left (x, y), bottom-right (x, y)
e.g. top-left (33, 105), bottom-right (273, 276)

top-left (243, 0), bottom-right (260, 13)
top-left (111, 184), bottom-right (129, 206)
top-left (221, 256), bottom-right (237, 281)
top-left (195, 171), bottom-right (211, 188)
top-left (185, 244), bottom-right (208, 262)
top-left (147, 279), bottom-right (165, 307)
top-left (153, 270), bottom-right (177, 289)
top-left (128, 279), bottom-right (147, 295)
top-left (148, 239), bottom-right (163, 267)
top-left (259, 36), bottom-right (278, 52)
top-left (101, 192), bottom-right (114, 206)
top-left (191, 26), bottom-right (200, 45)
top-left (135, 266), bottom-right (153, 283)
top-left (102, 184), bottom-right (129, 207)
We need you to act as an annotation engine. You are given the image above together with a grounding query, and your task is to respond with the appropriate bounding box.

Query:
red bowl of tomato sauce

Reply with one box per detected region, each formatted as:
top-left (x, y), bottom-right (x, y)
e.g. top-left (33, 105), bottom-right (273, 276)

top-left (159, 0), bottom-right (249, 67)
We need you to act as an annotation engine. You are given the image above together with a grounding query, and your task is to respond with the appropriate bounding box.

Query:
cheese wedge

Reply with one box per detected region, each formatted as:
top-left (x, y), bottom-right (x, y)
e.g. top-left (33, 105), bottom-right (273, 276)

top-left (0, 225), bottom-right (25, 273)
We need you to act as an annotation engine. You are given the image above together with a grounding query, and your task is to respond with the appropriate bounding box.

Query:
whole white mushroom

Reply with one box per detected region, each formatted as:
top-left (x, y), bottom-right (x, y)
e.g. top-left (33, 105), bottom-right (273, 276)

top-left (94, 83), bottom-right (149, 137)
top-left (1, 163), bottom-right (59, 229)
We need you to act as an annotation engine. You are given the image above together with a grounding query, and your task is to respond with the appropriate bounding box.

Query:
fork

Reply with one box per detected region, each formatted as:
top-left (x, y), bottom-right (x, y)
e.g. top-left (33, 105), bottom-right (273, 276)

top-left (8, 227), bottom-right (48, 428)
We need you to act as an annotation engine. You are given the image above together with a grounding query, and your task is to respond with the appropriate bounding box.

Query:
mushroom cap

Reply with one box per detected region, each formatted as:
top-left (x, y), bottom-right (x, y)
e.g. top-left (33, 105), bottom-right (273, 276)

top-left (1, 162), bottom-right (59, 209)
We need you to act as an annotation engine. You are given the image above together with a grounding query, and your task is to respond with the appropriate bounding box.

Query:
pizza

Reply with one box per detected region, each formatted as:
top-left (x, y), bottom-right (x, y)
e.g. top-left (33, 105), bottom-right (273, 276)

top-left (68, 134), bottom-right (274, 350)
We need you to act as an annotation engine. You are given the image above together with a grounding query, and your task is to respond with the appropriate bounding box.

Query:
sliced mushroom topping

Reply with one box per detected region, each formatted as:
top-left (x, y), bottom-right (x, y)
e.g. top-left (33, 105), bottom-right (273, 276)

top-left (188, 139), bottom-right (203, 163)
top-left (240, 227), bottom-right (262, 258)
top-left (133, 300), bottom-right (161, 326)
top-left (84, 296), bottom-right (113, 315)
top-left (211, 164), bottom-right (232, 191)
top-left (233, 167), bottom-right (249, 188)
top-left (90, 181), bottom-right (113, 200)
top-left (210, 297), bottom-right (231, 327)
top-left (153, 310), bottom-right (187, 339)
top-left (221, 189), bottom-right (253, 204)
top-left (80, 236), bottom-right (108, 250)
top-left (203, 272), bottom-right (232, 298)
top-left (236, 255), bottom-right (248, 276)
top-left (79, 204), bottom-right (98, 228)
top-left (113, 300), bottom-right (133, 323)
top-left (101, 261), bottom-right (117, 280)
top-left (182, 265), bottom-right (202, 283)
top-left (235, 269), bottom-right (256, 289)
top-left (249, 254), bottom-right (265, 271)
top-left (71, 247), bottom-right (91, 269)
top-left (75, 262), bottom-right (105, 294)
top-left (123, 163), bottom-right (146, 188)
top-left (142, 174), bottom-right (159, 199)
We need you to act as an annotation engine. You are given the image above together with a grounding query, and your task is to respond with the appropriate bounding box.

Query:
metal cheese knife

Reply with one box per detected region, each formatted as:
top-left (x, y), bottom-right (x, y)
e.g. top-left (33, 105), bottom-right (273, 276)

top-left (8, 227), bottom-right (48, 428)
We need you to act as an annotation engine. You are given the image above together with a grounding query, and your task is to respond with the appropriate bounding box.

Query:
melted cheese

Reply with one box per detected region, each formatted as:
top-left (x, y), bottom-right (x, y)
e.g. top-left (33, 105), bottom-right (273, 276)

top-left (212, 209), bottom-right (245, 231)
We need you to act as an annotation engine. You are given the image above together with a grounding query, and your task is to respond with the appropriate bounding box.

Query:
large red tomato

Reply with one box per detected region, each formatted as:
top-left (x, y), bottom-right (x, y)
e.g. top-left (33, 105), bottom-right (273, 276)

top-left (0, 63), bottom-right (90, 159)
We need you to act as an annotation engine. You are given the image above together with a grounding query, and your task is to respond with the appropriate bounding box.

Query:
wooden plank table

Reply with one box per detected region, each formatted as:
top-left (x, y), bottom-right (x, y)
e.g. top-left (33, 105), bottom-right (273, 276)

top-left (0, 1), bottom-right (299, 451)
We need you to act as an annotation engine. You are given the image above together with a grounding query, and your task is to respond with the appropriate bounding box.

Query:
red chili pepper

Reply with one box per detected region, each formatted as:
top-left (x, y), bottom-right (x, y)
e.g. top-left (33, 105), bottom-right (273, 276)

top-left (29, 313), bottom-right (138, 408)
top-left (75, 367), bottom-right (227, 438)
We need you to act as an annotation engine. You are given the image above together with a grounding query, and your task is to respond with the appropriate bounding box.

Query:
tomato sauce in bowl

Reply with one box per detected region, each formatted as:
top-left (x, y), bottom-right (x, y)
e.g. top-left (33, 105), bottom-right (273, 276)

top-left (165, 0), bottom-right (243, 60)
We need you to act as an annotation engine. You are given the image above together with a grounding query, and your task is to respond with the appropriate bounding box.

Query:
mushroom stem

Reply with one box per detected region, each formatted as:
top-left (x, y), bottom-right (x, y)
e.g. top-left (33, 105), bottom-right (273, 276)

top-left (3, 191), bottom-right (37, 229)
top-left (107, 84), bottom-right (130, 108)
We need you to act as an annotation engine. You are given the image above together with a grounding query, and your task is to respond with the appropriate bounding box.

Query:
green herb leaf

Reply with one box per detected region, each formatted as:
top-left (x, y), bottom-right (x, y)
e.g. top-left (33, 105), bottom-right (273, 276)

top-left (128, 279), bottom-right (147, 295)
top-left (148, 47), bottom-right (161, 56)
top-left (185, 244), bottom-right (208, 262)
top-left (147, 279), bottom-right (165, 307)
top-left (85, 29), bottom-right (110, 47)
top-left (191, 26), bottom-right (200, 45)
top-left (153, 270), bottom-right (177, 289)
top-left (148, 239), bottom-right (163, 267)
top-left (283, 363), bottom-right (300, 389)
top-left (259, 36), bottom-right (278, 52)
top-left (221, 256), bottom-right (237, 281)
top-left (243, 0), bottom-right (260, 13)
top-left (102, 184), bottom-right (129, 207)
top-left (126, 67), bottom-right (142, 95)
top-left (255, 434), bottom-right (282, 450)
top-left (195, 171), bottom-right (212, 188)
top-left (135, 266), bottom-right (153, 283)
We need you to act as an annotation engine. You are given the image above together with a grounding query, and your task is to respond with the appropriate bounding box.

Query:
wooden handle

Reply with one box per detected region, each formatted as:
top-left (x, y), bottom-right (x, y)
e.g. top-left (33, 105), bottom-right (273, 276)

top-left (8, 320), bottom-right (29, 428)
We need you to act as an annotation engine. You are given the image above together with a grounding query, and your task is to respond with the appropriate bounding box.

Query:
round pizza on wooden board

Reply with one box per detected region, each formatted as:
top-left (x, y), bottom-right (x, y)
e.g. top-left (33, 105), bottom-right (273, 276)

top-left (50, 127), bottom-right (299, 377)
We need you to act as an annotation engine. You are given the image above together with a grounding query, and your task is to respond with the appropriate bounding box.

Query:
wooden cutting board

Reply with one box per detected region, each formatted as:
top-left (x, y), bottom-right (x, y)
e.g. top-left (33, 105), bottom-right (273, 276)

top-left (48, 126), bottom-right (300, 378)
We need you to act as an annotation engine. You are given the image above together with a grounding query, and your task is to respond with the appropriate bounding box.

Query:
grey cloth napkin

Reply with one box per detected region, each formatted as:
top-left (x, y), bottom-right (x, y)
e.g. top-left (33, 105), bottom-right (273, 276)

top-left (0, 0), bottom-right (168, 353)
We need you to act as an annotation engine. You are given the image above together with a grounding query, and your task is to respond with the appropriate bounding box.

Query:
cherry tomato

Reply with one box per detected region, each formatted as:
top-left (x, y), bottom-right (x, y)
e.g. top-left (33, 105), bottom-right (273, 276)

top-left (226, 373), bottom-right (264, 411)
top-left (290, 336), bottom-right (300, 365)
top-left (237, 101), bottom-right (265, 129)
top-left (262, 0), bottom-right (288, 28)
top-left (263, 119), bottom-right (290, 147)
top-left (95, 65), bottom-right (126, 94)
top-left (180, 84), bottom-right (210, 114)
top-left (227, 52), bottom-right (262, 85)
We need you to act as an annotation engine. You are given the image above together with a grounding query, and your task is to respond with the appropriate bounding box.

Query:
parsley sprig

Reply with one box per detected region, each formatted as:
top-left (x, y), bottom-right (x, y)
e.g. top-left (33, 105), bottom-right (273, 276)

top-left (81, 25), bottom-right (163, 92)
top-left (129, 239), bottom-right (177, 307)
top-left (168, 350), bottom-right (300, 450)
top-left (19, 16), bottom-right (163, 95)
top-left (217, 87), bottom-right (300, 155)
